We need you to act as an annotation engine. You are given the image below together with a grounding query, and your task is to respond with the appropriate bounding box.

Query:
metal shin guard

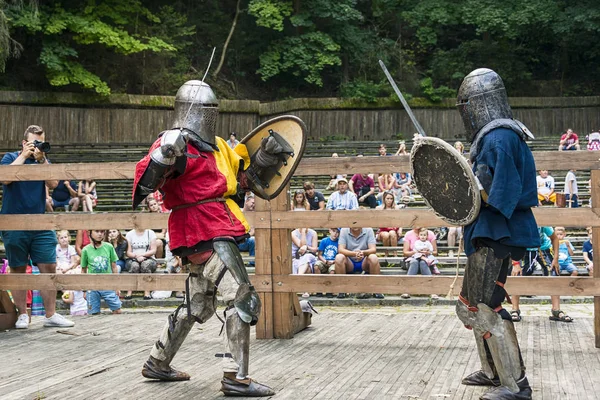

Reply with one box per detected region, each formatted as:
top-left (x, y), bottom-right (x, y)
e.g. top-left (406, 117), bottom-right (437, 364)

top-left (224, 307), bottom-right (250, 380)
top-left (461, 247), bottom-right (506, 307)
top-left (456, 301), bottom-right (496, 382)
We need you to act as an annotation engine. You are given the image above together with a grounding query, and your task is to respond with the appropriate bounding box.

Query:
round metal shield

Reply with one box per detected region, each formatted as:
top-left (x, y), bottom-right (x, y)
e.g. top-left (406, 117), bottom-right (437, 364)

top-left (410, 137), bottom-right (481, 226)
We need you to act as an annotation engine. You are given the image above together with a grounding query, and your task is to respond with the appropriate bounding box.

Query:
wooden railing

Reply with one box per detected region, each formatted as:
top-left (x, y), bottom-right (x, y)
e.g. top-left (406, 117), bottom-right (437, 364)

top-left (1, 151), bottom-right (600, 345)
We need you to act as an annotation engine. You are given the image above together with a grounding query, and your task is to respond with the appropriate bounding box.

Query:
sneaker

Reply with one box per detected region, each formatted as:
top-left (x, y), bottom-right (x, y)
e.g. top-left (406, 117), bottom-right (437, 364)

top-left (15, 313), bottom-right (29, 329)
top-left (401, 293), bottom-right (411, 299)
top-left (43, 313), bottom-right (75, 328)
top-left (431, 294), bottom-right (440, 300)
top-left (432, 266), bottom-right (441, 275)
top-left (373, 293), bottom-right (385, 299)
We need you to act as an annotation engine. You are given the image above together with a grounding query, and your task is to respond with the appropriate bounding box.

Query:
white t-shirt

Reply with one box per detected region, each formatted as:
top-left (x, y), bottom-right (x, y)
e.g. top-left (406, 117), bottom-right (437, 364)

top-left (564, 171), bottom-right (578, 195)
top-left (126, 229), bottom-right (157, 257)
top-left (536, 175), bottom-right (554, 196)
top-left (70, 291), bottom-right (88, 315)
top-left (56, 244), bottom-right (76, 267)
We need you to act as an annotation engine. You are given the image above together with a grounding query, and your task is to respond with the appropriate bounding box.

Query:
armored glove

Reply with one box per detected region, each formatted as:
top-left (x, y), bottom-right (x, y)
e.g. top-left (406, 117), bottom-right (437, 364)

top-left (150, 129), bottom-right (187, 166)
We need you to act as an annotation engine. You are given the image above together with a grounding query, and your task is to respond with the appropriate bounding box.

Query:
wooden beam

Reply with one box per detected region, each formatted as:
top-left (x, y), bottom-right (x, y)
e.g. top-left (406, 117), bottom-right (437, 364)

top-left (254, 197), bottom-right (274, 339)
top-left (592, 170), bottom-right (600, 348)
top-left (0, 274), bottom-right (272, 292)
top-left (0, 212), bottom-right (263, 231)
top-left (0, 151), bottom-right (598, 181)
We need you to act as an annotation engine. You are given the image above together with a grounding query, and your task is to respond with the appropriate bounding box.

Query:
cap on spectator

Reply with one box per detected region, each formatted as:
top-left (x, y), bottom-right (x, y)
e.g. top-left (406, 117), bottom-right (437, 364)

top-left (230, 132), bottom-right (237, 137)
top-left (337, 177), bottom-right (348, 184)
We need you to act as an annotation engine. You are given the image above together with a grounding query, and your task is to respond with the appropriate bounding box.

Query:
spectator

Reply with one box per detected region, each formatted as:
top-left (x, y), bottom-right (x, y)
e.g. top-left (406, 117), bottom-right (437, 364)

top-left (405, 227), bottom-right (439, 270)
top-left (394, 141), bottom-right (408, 156)
top-left (147, 197), bottom-right (167, 259)
top-left (326, 153), bottom-right (346, 190)
top-left (564, 169), bottom-right (579, 208)
top-left (55, 230), bottom-right (80, 274)
top-left (149, 190), bottom-right (168, 212)
top-left (349, 173), bottom-right (377, 208)
top-left (78, 179), bottom-right (97, 212)
top-left (587, 131), bottom-right (600, 151)
top-left (402, 227), bottom-right (439, 298)
top-left (0, 124), bottom-right (74, 329)
top-left (80, 229), bottom-right (122, 315)
top-left (291, 227), bottom-right (318, 297)
top-left (106, 229), bottom-right (128, 273)
top-left (537, 170), bottom-right (556, 206)
top-left (315, 228), bottom-right (340, 280)
top-left (291, 190), bottom-right (310, 211)
top-left (75, 229), bottom-right (91, 256)
top-left (227, 132), bottom-right (239, 149)
top-left (558, 128), bottom-right (580, 151)
top-left (375, 191), bottom-right (403, 257)
top-left (378, 144), bottom-right (389, 156)
top-left (46, 180), bottom-right (80, 212)
top-left (377, 173), bottom-right (397, 202)
top-left (555, 226), bottom-right (578, 276)
top-left (304, 181), bottom-right (325, 210)
top-left (291, 228), bottom-right (318, 259)
top-left (335, 227), bottom-right (384, 299)
top-left (326, 178), bottom-right (359, 210)
top-left (454, 141), bottom-right (465, 155)
top-left (61, 290), bottom-right (88, 316)
top-left (124, 228), bottom-right (158, 300)
top-left (238, 196), bottom-right (256, 266)
top-left (447, 227), bottom-right (462, 258)
top-left (394, 172), bottom-right (413, 201)
top-left (583, 226), bottom-right (594, 275)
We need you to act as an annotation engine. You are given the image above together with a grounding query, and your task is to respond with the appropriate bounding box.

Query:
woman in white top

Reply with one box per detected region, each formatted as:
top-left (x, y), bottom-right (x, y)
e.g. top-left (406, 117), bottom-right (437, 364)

top-left (124, 228), bottom-right (158, 300)
top-left (291, 190), bottom-right (310, 211)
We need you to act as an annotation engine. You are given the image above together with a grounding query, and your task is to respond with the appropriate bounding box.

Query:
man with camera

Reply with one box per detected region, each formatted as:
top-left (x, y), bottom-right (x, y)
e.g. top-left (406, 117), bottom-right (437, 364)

top-left (1, 125), bottom-right (74, 329)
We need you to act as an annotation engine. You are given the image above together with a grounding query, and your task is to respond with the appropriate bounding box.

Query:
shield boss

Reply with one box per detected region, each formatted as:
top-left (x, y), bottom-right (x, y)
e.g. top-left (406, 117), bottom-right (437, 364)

top-left (410, 137), bottom-right (480, 226)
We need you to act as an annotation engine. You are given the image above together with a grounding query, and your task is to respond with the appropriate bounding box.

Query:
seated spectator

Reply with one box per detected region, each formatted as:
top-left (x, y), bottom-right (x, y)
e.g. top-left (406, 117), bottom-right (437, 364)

top-left (335, 227), bottom-right (384, 299)
top-left (75, 229), bottom-right (91, 256)
top-left (291, 227), bottom-right (318, 298)
top-left (375, 191), bottom-right (403, 257)
top-left (239, 196), bottom-right (256, 266)
top-left (555, 226), bottom-right (578, 276)
top-left (291, 190), bottom-right (310, 211)
top-left (78, 179), bottom-right (97, 212)
top-left (537, 170), bottom-right (556, 206)
top-left (564, 169), bottom-right (579, 208)
top-left (405, 227), bottom-right (438, 270)
top-left (377, 173), bottom-right (397, 202)
top-left (106, 229), bottom-right (128, 273)
top-left (583, 226), bottom-right (593, 275)
top-left (394, 141), bottom-right (408, 156)
top-left (447, 226), bottom-right (462, 258)
top-left (55, 230), bottom-right (80, 274)
top-left (227, 132), bottom-right (239, 149)
top-left (326, 178), bottom-right (359, 210)
top-left (147, 197), bottom-right (167, 258)
top-left (587, 131), bottom-right (600, 151)
top-left (80, 229), bottom-right (122, 315)
top-left (61, 290), bottom-right (88, 316)
top-left (125, 228), bottom-right (158, 300)
top-left (46, 180), bottom-right (80, 212)
top-left (394, 172), bottom-right (413, 201)
top-left (326, 153), bottom-right (346, 190)
top-left (349, 173), bottom-right (377, 208)
top-left (558, 128), bottom-right (580, 151)
top-left (402, 227), bottom-right (438, 298)
top-left (149, 190), bottom-right (168, 212)
top-left (315, 228), bottom-right (340, 279)
top-left (304, 181), bottom-right (325, 210)
top-left (378, 144), bottom-right (390, 156)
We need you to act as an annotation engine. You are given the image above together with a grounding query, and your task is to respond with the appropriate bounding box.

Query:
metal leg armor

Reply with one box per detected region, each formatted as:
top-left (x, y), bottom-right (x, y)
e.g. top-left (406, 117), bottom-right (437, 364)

top-left (456, 247), bottom-right (531, 399)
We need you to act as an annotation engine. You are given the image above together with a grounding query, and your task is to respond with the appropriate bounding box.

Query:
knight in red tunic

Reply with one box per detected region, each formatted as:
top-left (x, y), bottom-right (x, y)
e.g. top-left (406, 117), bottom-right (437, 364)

top-left (133, 80), bottom-right (295, 397)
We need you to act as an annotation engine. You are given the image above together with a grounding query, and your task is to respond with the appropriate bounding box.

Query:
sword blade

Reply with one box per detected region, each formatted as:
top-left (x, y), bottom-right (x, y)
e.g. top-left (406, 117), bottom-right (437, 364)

top-left (379, 60), bottom-right (427, 138)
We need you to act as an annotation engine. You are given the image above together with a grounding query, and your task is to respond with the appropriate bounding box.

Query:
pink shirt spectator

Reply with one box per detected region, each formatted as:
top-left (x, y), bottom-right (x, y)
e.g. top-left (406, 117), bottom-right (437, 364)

top-left (404, 229), bottom-right (436, 250)
top-left (350, 174), bottom-right (375, 192)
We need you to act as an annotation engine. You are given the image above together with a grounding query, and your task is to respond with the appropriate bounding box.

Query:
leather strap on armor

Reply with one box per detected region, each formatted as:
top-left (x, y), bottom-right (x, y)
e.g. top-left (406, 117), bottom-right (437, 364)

top-left (172, 197), bottom-right (227, 211)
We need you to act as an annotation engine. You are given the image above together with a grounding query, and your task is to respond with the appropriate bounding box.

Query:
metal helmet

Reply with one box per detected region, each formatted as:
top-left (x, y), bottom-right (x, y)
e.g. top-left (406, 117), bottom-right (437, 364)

top-left (172, 80), bottom-right (219, 146)
top-left (456, 68), bottom-right (513, 142)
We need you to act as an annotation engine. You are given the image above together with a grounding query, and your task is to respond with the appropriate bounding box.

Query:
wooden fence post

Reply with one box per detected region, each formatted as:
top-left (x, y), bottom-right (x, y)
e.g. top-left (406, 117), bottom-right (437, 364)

top-left (592, 170), bottom-right (600, 348)
top-left (254, 197), bottom-right (273, 339)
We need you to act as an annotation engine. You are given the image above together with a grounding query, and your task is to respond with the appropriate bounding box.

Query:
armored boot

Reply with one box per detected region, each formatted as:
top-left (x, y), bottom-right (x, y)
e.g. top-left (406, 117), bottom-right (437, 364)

top-left (480, 376), bottom-right (532, 400)
top-left (142, 355), bottom-right (190, 381)
top-left (461, 333), bottom-right (500, 386)
top-left (221, 372), bottom-right (275, 397)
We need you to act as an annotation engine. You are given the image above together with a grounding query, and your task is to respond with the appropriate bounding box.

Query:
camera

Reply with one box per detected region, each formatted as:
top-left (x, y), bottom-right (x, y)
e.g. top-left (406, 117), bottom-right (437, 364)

top-left (32, 140), bottom-right (51, 153)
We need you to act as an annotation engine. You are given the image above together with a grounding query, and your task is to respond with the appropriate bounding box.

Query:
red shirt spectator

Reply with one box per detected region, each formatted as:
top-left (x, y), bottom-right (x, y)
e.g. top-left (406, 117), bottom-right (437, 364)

top-left (559, 129), bottom-right (580, 151)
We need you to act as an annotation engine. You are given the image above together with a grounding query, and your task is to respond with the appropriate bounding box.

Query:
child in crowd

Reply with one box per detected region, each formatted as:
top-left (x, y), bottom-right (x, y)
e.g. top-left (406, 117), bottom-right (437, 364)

top-left (55, 230), bottom-right (80, 274)
top-left (80, 229), bottom-right (122, 315)
top-left (62, 290), bottom-right (88, 316)
top-left (583, 226), bottom-right (594, 275)
top-left (315, 228), bottom-right (340, 275)
top-left (564, 169), bottom-right (579, 208)
top-left (555, 226), bottom-right (578, 276)
top-left (407, 228), bottom-right (439, 273)
top-left (106, 229), bottom-right (128, 273)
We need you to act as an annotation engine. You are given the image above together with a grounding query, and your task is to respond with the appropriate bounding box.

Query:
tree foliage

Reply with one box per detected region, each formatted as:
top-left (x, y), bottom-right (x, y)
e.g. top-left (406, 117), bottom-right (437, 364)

top-left (1, 0), bottom-right (599, 99)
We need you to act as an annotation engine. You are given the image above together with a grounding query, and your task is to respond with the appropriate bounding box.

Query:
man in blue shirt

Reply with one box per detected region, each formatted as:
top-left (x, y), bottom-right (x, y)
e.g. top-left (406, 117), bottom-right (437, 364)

top-left (1, 125), bottom-right (74, 329)
top-left (454, 69), bottom-right (538, 400)
top-left (46, 180), bottom-right (80, 212)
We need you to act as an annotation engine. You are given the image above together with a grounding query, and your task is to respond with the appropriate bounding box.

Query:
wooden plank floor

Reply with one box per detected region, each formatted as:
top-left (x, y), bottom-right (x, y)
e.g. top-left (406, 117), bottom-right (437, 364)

top-left (1, 304), bottom-right (599, 400)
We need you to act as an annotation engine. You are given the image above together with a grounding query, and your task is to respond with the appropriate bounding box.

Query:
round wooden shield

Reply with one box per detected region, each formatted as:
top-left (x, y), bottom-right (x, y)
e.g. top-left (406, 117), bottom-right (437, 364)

top-left (410, 137), bottom-right (481, 226)
top-left (240, 115), bottom-right (307, 200)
